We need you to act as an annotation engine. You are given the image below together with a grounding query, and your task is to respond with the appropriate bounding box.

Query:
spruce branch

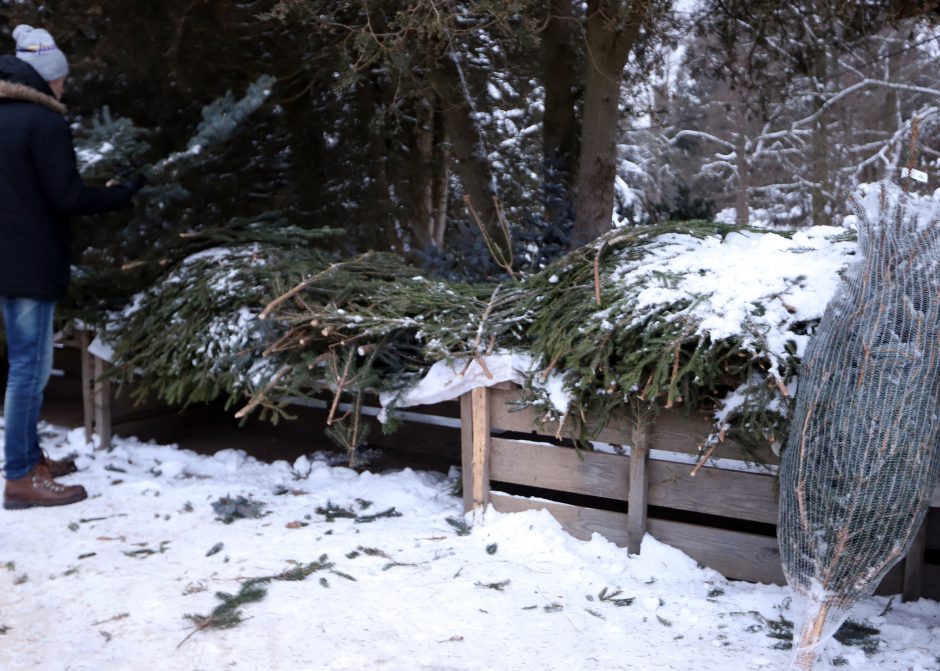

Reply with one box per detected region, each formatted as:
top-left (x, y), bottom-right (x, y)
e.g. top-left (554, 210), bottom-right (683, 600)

top-left (464, 194), bottom-right (516, 279)
top-left (178, 557), bottom-right (334, 647)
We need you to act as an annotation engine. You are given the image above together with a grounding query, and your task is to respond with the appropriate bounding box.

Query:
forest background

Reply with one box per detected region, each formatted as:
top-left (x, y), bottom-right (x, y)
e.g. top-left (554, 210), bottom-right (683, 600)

top-left (2, 0), bottom-right (939, 281)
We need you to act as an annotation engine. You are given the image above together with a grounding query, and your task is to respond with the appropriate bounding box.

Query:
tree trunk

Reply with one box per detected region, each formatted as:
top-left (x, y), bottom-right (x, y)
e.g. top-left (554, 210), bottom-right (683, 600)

top-left (431, 50), bottom-right (500, 241)
top-left (429, 105), bottom-right (450, 249)
top-left (734, 132), bottom-right (750, 226)
top-left (541, 0), bottom-right (580, 230)
top-left (356, 78), bottom-right (395, 251)
top-left (571, 0), bottom-right (643, 248)
top-left (408, 98), bottom-right (438, 252)
top-left (878, 37), bottom-right (902, 183)
top-left (810, 46), bottom-right (831, 227)
top-left (406, 98), bottom-right (450, 253)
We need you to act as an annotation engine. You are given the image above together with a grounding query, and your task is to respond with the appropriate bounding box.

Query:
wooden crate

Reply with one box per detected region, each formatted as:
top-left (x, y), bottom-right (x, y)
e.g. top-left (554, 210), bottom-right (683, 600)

top-left (460, 383), bottom-right (940, 600)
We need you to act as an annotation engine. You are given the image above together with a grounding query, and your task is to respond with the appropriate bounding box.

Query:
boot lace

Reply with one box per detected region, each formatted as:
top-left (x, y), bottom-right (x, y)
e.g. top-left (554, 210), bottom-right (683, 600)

top-left (31, 474), bottom-right (67, 493)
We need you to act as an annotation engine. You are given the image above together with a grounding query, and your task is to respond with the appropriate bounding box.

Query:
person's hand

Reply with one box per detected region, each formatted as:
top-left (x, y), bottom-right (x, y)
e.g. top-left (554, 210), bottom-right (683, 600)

top-left (120, 173), bottom-right (147, 194)
top-left (107, 174), bottom-right (147, 194)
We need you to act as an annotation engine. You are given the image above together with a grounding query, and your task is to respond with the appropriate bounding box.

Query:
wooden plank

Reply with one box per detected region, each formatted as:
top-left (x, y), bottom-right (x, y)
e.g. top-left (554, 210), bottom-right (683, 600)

top-left (489, 437), bottom-right (630, 500)
top-left (650, 410), bottom-right (778, 465)
top-left (470, 387), bottom-right (491, 514)
top-left (491, 493), bottom-right (784, 585)
top-left (649, 531), bottom-right (902, 596)
top-left (460, 393), bottom-right (474, 513)
top-left (313, 408), bottom-right (461, 464)
top-left (490, 493), bottom-right (631, 546)
top-left (903, 521), bottom-right (928, 602)
top-left (489, 436), bottom-right (778, 524)
top-left (648, 459), bottom-right (778, 525)
top-left (647, 518), bottom-right (785, 585)
top-left (925, 508), bottom-right (940, 551)
top-left (918, 563), bottom-right (940, 602)
top-left (489, 381), bottom-right (516, 391)
top-left (79, 330), bottom-right (94, 445)
top-left (488, 386), bottom-right (636, 445)
top-left (627, 417), bottom-right (650, 555)
top-left (486, 385), bottom-right (777, 465)
top-left (482, 493), bottom-right (920, 595)
top-left (875, 563), bottom-right (905, 597)
top-left (487, 388), bottom-right (557, 434)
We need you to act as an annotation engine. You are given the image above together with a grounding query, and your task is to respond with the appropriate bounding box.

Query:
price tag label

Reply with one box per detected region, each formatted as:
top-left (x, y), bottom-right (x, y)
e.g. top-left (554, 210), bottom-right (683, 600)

top-left (902, 167), bottom-right (929, 183)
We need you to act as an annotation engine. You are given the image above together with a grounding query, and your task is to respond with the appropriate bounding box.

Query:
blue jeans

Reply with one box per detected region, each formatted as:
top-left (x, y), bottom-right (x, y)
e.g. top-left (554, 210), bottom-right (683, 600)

top-left (1, 298), bottom-right (55, 480)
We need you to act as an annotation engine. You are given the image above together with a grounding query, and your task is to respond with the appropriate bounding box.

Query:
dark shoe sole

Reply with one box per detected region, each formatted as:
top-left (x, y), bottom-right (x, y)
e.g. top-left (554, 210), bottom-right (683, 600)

top-left (3, 490), bottom-right (88, 509)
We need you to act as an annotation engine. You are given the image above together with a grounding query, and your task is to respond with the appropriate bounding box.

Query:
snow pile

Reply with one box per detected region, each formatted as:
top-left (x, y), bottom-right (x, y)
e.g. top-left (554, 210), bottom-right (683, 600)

top-left (606, 226), bottom-right (854, 364)
top-left (0, 425), bottom-right (937, 670)
top-left (379, 353), bottom-right (528, 416)
top-left (380, 351), bottom-right (570, 418)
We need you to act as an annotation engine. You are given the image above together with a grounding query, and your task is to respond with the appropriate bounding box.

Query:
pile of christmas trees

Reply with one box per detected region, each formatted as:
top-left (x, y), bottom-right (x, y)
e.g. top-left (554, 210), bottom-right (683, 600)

top-left (64, 79), bottom-right (857, 464)
top-left (242, 220), bottom-right (852, 459)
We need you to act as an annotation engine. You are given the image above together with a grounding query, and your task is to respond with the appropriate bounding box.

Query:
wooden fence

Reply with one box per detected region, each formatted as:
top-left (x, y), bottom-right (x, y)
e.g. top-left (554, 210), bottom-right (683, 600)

top-left (460, 383), bottom-right (940, 601)
top-left (63, 333), bottom-right (939, 600)
top-left (60, 330), bottom-right (464, 463)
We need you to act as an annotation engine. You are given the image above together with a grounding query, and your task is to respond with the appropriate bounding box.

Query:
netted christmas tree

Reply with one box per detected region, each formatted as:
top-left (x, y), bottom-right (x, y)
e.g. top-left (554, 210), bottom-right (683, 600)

top-left (778, 184), bottom-right (940, 669)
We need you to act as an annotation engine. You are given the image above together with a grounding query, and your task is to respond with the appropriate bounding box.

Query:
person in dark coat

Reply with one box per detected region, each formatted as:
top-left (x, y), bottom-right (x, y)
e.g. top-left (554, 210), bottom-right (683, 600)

top-left (0, 25), bottom-right (143, 509)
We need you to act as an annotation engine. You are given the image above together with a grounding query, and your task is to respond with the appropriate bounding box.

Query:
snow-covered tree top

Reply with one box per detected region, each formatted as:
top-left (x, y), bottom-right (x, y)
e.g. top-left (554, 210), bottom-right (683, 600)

top-left (605, 225), bottom-right (854, 363)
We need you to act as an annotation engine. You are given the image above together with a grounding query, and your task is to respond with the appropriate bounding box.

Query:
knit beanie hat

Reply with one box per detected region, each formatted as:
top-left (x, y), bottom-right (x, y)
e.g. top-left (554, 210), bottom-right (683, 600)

top-left (13, 25), bottom-right (69, 81)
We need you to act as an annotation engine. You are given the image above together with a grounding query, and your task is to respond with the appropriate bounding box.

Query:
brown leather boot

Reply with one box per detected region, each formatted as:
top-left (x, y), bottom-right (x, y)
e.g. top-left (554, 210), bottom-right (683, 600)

top-left (3, 464), bottom-right (87, 509)
top-left (39, 450), bottom-right (78, 478)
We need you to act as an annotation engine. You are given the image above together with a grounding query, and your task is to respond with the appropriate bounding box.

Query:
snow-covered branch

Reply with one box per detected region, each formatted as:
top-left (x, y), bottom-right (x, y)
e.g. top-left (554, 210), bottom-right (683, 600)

top-left (669, 129), bottom-right (735, 150)
top-left (793, 79), bottom-right (940, 130)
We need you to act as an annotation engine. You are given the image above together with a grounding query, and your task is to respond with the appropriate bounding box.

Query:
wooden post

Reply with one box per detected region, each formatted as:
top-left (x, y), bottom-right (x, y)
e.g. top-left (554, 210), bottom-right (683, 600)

top-left (79, 330), bottom-right (95, 445)
top-left (794, 601), bottom-right (831, 671)
top-left (903, 520), bottom-right (928, 602)
top-left (93, 355), bottom-right (112, 450)
top-left (627, 413), bottom-right (650, 555)
top-left (469, 387), bottom-right (491, 519)
top-left (460, 392), bottom-right (474, 513)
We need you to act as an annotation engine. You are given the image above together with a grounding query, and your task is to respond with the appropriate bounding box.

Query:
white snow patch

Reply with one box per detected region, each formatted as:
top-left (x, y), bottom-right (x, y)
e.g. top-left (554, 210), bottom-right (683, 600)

top-left (0, 422), bottom-right (936, 669)
top-left (379, 352), bottom-right (531, 416)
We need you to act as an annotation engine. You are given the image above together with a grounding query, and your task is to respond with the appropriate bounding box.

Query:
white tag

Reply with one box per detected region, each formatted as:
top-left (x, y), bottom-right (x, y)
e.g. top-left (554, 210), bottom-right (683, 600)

top-left (902, 167), bottom-right (929, 183)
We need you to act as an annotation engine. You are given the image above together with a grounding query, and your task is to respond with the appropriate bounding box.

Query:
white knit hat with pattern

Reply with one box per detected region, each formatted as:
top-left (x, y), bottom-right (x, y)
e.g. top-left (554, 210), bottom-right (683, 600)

top-left (13, 24), bottom-right (69, 82)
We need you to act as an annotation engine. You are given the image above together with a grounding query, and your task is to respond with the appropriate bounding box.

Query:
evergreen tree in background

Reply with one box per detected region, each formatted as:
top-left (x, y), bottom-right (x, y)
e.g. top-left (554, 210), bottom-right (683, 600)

top-left (663, 1), bottom-right (938, 227)
top-left (67, 74), bottom-right (285, 321)
top-left (6, 1), bottom-right (933, 265)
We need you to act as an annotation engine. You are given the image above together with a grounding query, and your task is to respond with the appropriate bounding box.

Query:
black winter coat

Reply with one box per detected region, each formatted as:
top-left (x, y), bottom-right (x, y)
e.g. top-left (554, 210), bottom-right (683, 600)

top-left (0, 56), bottom-right (133, 301)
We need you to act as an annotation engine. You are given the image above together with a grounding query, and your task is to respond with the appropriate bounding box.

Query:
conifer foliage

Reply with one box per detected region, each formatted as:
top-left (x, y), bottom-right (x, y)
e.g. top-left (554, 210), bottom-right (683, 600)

top-left (240, 220), bottom-right (832, 458)
top-left (68, 74), bottom-right (284, 323)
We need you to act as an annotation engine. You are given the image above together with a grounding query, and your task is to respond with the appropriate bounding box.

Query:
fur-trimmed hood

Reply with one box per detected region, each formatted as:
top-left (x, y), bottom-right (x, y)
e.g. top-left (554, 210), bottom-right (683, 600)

top-left (0, 55), bottom-right (65, 115)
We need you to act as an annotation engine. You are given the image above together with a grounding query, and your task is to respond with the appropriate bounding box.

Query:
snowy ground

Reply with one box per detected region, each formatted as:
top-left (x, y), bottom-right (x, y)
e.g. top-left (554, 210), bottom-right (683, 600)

top-left (1, 425), bottom-right (939, 671)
